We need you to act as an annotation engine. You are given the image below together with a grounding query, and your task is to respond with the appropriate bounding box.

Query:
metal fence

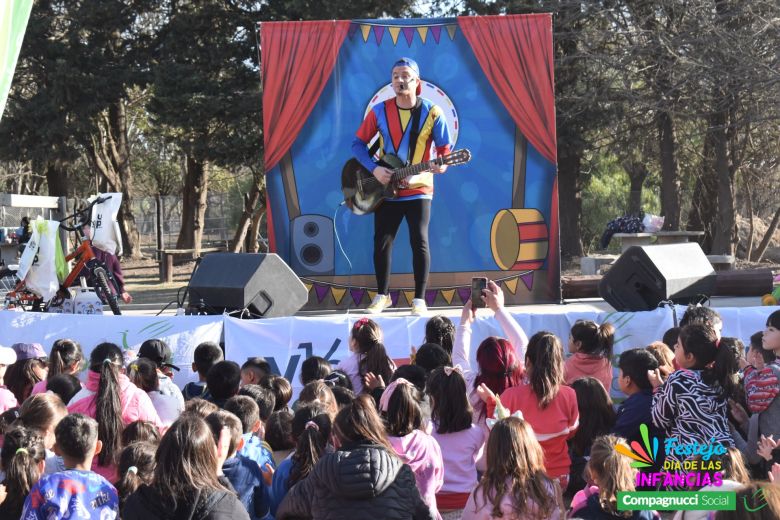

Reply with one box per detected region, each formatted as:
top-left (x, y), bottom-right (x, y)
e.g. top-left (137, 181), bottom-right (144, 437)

top-left (132, 192), bottom-right (242, 249)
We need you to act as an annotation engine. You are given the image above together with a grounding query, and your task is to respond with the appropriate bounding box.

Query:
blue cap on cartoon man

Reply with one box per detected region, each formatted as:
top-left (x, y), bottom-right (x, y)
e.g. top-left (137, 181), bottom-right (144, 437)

top-left (392, 57), bottom-right (422, 95)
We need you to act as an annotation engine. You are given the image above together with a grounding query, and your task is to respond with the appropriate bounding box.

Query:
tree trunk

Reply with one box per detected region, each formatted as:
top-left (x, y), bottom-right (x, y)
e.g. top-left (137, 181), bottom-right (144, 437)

top-left (753, 205), bottom-right (780, 263)
top-left (107, 100), bottom-right (142, 259)
top-left (45, 160), bottom-right (68, 197)
top-left (622, 160), bottom-right (648, 216)
top-left (176, 155), bottom-right (208, 255)
top-left (743, 175), bottom-right (754, 261)
top-left (557, 146), bottom-right (583, 257)
top-left (231, 172), bottom-right (264, 253)
top-left (709, 111), bottom-right (737, 255)
top-left (657, 111), bottom-right (680, 230)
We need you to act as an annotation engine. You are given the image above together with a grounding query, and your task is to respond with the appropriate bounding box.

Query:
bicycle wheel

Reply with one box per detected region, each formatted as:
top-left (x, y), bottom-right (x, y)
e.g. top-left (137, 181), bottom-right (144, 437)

top-left (0, 269), bottom-right (19, 303)
top-left (93, 266), bottom-right (122, 315)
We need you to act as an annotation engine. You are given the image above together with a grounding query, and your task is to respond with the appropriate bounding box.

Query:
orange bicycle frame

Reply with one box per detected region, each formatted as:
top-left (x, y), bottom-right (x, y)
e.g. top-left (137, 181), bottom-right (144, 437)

top-left (62, 238), bottom-right (97, 289)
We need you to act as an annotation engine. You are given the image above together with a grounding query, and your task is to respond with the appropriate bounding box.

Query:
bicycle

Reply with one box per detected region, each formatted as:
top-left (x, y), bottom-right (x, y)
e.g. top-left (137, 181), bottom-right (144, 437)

top-left (1, 196), bottom-right (123, 315)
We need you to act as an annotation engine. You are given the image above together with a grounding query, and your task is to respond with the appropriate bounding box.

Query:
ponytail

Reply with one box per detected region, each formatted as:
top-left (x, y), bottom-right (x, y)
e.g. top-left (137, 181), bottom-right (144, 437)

top-left (48, 339), bottom-right (84, 379)
top-left (359, 342), bottom-right (394, 386)
top-left (680, 324), bottom-right (738, 400)
top-left (571, 320), bottom-right (614, 359)
top-left (116, 441), bottom-right (156, 508)
top-left (91, 342), bottom-right (125, 467)
top-left (288, 404), bottom-right (332, 487)
top-left (0, 426), bottom-right (45, 516)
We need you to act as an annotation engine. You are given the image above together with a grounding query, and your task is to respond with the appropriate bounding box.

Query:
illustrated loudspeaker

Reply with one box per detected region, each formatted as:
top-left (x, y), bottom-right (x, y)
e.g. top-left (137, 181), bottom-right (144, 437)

top-left (598, 243), bottom-right (717, 312)
top-left (290, 215), bottom-right (335, 276)
top-left (187, 253), bottom-right (307, 317)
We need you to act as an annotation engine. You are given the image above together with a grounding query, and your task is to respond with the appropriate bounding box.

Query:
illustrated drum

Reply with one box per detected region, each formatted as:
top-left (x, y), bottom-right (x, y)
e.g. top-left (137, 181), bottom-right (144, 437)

top-left (490, 209), bottom-right (549, 271)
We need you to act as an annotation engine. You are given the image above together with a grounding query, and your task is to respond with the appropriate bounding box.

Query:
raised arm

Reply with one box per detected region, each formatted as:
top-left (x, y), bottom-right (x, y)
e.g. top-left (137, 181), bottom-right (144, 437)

top-left (483, 280), bottom-right (528, 367)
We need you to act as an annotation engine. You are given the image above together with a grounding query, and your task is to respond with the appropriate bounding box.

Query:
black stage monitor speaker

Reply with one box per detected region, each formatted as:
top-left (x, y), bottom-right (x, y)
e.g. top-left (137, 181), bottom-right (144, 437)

top-left (598, 243), bottom-right (717, 312)
top-left (187, 253), bottom-right (308, 317)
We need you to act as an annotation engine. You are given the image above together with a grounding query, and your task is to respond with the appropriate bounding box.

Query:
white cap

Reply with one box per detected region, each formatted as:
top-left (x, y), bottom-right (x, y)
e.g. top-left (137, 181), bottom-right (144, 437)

top-left (0, 346), bottom-right (17, 366)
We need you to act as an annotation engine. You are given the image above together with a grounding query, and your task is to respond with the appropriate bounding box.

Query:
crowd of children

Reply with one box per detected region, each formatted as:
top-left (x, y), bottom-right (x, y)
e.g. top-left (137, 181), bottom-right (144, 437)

top-left (1, 288), bottom-right (780, 519)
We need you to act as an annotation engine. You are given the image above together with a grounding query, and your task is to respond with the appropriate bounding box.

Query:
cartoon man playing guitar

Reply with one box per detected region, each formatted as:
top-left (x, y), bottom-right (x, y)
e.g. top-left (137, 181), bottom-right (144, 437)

top-left (351, 57), bottom-right (453, 315)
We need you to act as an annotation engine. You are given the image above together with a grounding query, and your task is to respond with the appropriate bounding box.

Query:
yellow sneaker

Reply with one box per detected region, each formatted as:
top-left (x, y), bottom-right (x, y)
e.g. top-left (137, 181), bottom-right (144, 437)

top-left (411, 298), bottom-right (427, 316)
top-left (366, 294), bottom-right (391, 314)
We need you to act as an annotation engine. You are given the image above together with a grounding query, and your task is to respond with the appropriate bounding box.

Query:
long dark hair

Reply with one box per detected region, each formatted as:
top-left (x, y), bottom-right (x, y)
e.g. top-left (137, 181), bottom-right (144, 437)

top-left (425, 315), bottom-right (455, 355)
top-left (525, 332), bottom-right (564, 408)
top-left (679, 324), bottom-right (738, 400)
top-left (383, 381), bottom-right (422, 437)
top-left (48, 338), bottom-right (84, 378)
top-left (0, 426), bottom-right (46, 517)
top-left (300, 356), bottom-right (332, 386)
top-left (288, 404), bottom-right (332, 487)
top-left (472, 417), bottom-right (559, 518)
top-left (116, 441), bottom-right (156, 509)
top-left (570, 320), bottom-right (615, 359)
top-left (89, 342), bottom-right (125, 467)
top-left (352, 319), bottom-right (394, 386)
top-left (153, 416), bottom-right (229, 501)
top-left (570, 377), bottom-right (615, 456)
top-left (427, 367), bottom-right (472, 434)
top-left (334, 394), bottom-right (393, 452)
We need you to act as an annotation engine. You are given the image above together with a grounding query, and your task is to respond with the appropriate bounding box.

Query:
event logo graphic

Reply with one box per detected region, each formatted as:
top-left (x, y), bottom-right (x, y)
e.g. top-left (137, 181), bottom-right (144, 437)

top-left (118, 320), bottom-right (176, 350)
top-left (616, 424), bottom-right (727, 488)
top-left (615, 423), bottom-right (658, 468)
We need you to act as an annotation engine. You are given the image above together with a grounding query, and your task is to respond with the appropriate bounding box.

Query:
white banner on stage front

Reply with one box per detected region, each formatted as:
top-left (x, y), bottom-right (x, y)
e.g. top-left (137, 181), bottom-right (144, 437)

top-left (224, 306), bottom-right (775, 396)
top-left (0, 310), bottom-right (223, 388)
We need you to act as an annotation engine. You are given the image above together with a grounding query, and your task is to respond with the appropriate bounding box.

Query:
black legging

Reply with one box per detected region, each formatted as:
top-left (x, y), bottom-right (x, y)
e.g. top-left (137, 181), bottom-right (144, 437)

top-left (373, 198), bottom-right (431, 299)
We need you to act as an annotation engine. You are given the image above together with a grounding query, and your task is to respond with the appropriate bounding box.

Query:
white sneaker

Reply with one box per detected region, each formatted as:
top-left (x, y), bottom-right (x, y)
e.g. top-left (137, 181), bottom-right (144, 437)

top-left (366, 294), bottom-right (391, 314)
top-left (411, 298), bottom-right (427, 315)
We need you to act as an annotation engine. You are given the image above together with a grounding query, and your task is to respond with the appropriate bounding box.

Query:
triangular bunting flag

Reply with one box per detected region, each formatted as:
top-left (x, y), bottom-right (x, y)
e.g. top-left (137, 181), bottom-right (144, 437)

top-left (373, 25), bottom-right (385, 45)
top-left (367, 290), bottom-right (377, 303)
top-left (416, 27), bottom-right (428, 44)
top-left (425, 289), bottom-right (437, 306)
top-left (304, 283), bottom-right (312, 293)
top-left (348, 24), bottom-right (359, 40)
top-left (314, 284), bottom-right (330, 303)
top-left (402, 27), bottom-right (415, 47)
top-left (430, 25), bottom-right (442, 43)
top-left (504, 277), bottom-right (519, 295)
top-left (389, 290), bottom-right (400, 307)
top-left (446, 25), bottom-right (457, 40)
top-left (520, 272), bottom-right (534, 291)
top-left (360, 24), bottom-right (371, 42)
top-left (388, 26), bottom-right (401, 45)
top-left (350, 288), bottom-right (366, 306)
top-left (457, 287), bottom-right (471, 304)
top-left (403, 290), bottom-right (416, 305)
top-left (441, 289), bottom-right (456, 305)
top-left (332, 287), bottom-right (347, 305)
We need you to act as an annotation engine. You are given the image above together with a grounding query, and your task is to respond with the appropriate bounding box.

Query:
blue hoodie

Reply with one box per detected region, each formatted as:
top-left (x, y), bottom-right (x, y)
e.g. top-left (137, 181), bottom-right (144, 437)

top-left (222, 455), bottom-right (270, 520)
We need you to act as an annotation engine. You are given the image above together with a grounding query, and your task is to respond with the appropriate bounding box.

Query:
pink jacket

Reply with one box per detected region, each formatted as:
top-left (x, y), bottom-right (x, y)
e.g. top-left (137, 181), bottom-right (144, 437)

top-left (563, 353), bottom-right (613, 394)
top-left (388, 429), bottom-right (444, 520)
top-left (31, 379), bottom-right (48, 395)
top-left (462, 478), bottom-right (562, 520)
top-left (432, 423), bottom-right (486, 494)
top-left (68, 370), bottom-right (162, 481)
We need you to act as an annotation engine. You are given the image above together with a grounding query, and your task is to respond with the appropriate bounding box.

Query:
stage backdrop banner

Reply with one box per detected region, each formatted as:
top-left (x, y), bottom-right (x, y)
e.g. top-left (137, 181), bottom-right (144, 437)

top-left (0, 310), bottom-right (223, 388)
top-left (260, 15), bottom-right (560, 311)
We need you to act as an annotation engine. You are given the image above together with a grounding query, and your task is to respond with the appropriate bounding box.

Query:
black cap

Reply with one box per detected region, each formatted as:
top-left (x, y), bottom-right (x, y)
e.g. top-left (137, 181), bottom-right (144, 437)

top-left (138, 339), bottom-right (180, 371)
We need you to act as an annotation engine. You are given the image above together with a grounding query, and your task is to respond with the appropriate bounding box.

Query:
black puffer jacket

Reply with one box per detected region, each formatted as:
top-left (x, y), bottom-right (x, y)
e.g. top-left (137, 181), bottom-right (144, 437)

top-left (122, 482), bottom-right (251, 520)
top-left (276, 441), bottom-right (433, 520)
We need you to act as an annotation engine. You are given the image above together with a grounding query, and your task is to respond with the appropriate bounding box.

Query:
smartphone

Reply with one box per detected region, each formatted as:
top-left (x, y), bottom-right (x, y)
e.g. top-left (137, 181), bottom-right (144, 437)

top-left (471, 277), bottom-right (488, 309)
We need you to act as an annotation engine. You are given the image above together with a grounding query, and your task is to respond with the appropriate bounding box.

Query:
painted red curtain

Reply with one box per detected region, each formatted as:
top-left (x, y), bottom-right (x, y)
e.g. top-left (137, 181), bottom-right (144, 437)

top-left (458, 15), bottom-right (557, 165)
top-left (261, 20), bottom-right (350, 172)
